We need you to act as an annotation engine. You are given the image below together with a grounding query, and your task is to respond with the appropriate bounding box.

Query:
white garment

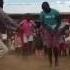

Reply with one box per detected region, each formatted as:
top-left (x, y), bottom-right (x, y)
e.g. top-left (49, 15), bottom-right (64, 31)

top-left (23, 34), bottom-right (33, 43)
top-left (2, 34), bottom-right (7, 40)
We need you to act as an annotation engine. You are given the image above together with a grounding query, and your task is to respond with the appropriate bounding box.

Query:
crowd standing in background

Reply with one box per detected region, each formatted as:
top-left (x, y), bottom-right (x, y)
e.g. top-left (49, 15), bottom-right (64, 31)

top-left (0, 0), bottom-right (18, 57)
top-left (0, 0), bottom-right (70, 68)
top-left (39, 2), bottom-right (61, 66)
top-left (18, 17), bottom-right (36, 55)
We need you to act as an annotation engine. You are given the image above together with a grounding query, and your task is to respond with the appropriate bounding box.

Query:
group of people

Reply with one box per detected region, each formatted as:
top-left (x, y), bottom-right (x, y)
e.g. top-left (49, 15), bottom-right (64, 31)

top-left (10, 2), bottom-right (70, 67)
top-left (0, 0), bottom-right (70, 67)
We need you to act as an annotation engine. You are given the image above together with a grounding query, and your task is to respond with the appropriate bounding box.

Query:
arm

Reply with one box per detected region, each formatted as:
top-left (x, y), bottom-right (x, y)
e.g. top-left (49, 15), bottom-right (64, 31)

top-left (55, 13), bottom-right (61, 31)
top-left (39, 12), bottom-right (52, 32)
top-left (0, 8), bottom-right (18, 31)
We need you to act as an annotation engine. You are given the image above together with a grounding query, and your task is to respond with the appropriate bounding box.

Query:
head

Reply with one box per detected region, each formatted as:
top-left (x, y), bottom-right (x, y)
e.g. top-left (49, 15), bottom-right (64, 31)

top-left (42, 2), bottom-right (51, 13)
top-left (24, 16), bottom-right (31, 22)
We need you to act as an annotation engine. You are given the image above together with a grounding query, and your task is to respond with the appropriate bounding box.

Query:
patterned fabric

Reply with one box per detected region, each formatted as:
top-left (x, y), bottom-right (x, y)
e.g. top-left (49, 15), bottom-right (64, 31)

top-left (40, 27), bottom-right (60, 48)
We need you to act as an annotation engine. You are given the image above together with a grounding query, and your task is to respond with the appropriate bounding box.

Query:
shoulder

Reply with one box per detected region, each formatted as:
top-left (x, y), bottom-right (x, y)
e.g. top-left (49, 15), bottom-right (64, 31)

top-left (51, 9), bottom-right (60, 18)
top-left (51, 9), bottom-right (60, 14)
top-left (39, 11), bottom-right (46, 19)
top-left (20, 19), bottom-right (27, 24)
top-left (40, 11), bottom-right (44, 14)
top-left (22, 19), bottom-right (27, 23)
top-left (40, 11), bottom-right (45, 15)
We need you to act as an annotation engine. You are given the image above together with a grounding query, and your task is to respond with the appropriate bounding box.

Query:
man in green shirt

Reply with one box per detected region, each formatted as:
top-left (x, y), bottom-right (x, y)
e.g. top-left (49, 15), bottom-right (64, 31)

top-left (40, 2), bottom-right (61, 66)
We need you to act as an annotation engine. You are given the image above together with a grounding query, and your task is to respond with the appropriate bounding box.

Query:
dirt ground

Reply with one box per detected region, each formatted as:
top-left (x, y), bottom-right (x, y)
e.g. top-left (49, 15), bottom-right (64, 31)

top-left (0, 54), bottom-right (70, 70)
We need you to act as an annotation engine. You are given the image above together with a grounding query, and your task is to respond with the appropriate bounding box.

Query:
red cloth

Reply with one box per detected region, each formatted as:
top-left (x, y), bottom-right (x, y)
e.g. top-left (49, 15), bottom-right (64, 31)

top-left (20, 19), bottom-right (35, 36)
top-left (41, 27), bottom-right (60, 48)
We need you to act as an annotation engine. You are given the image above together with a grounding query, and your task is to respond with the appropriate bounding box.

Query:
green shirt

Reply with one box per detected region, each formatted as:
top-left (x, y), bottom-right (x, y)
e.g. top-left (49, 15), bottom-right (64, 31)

top-left (40, 9), bottom-right (61, 31)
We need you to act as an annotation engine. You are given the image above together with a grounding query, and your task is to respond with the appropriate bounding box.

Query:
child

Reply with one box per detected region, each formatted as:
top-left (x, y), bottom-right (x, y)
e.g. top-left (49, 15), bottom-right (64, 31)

top-left (19, 17), bottom-right (35, 55)
top-left (34, 21), bottom-right (44, 57)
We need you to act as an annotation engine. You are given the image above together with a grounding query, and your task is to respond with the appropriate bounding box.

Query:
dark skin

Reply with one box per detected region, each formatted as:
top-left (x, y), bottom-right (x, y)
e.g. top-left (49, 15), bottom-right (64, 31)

top-left (41, 2), bottom-right (61, 66)
top-left (42, 2), bottom-right (51, 13)
top-left (0, 0), bottom-right (3, 8)
top-left (41, 2), bottom-right (61, 33)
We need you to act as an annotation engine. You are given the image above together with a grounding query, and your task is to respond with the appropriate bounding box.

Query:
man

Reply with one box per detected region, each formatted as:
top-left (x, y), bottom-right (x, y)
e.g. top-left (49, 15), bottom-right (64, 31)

top-left (40, 2), bottom-right (61, 66)
top-left (0, 0), bottom-right (17, 57)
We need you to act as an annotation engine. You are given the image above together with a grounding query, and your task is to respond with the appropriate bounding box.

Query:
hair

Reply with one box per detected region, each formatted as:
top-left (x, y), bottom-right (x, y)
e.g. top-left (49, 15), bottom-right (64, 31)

top-left (42, 2), bottom-right (51, 13)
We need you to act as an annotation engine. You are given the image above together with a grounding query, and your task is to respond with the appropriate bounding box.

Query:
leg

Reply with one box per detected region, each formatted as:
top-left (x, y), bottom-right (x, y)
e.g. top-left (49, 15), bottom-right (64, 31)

top-left (44, 45), bottom-right (47, 55)
top-left (64, 48), bottom-right (67, 56)
top-left (47, 48), bottom-right (52, 66)
top-left (53, 47), bottom-right (59, 66)
top-left (59, 44), bottom-right (62, 56)
top-left (28, 41), bottom-right (33, 55)
top-left (22, 43), bottom-right (28, 55)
